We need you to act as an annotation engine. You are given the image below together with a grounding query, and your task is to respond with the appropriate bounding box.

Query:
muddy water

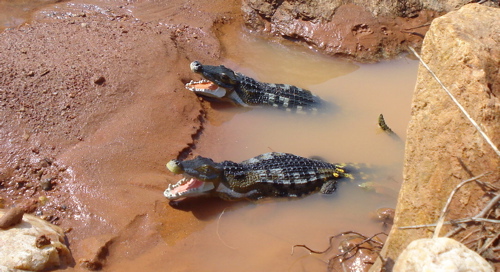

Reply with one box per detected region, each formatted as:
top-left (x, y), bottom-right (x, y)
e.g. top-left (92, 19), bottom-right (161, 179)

top-left (168, 30), bottom-right (418, 270)
top-left (0, 0), bottom-right (60, 31)
top-left (203, 29), bottom-right (414, 166)
top-left (0, 1), bottom-right (418, 270)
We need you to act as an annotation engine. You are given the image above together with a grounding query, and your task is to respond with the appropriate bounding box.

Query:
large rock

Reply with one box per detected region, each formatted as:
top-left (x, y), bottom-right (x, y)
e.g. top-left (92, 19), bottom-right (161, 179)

top-left (244, 0), bottom-right (472, 19)
top-left (393, 238), bottom-right (493, 272)
top-left (242, 0), bottom-right (498, 61)
top-left (0, 209), bottom-right (72, 271)
top-left (373, 3), bottom-right (500, 270)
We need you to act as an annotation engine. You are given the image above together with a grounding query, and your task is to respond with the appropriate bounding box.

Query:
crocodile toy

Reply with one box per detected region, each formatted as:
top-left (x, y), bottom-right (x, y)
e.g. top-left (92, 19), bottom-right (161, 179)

top-left (185, 61), bottom-right (323, 113)
top-left (164, 152), bottom-right (354, 201)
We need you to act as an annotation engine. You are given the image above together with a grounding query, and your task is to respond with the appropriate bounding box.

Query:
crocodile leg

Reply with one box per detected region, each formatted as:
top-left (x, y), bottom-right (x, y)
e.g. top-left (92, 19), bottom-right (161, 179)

top-left (320, 180), bottom-right (338, 194)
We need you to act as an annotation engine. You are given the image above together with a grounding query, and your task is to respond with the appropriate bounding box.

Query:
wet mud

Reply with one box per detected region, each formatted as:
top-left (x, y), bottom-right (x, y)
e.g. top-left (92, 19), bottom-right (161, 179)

top-left (0, 0), bottom-right (423, 271)
top-left (0, 0), bottom-right (233, 269)
top-left (242, 1), bottom-right (441, 62)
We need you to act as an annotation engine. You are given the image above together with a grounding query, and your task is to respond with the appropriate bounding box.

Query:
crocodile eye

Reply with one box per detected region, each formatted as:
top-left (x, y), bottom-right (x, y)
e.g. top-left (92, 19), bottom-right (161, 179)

top-left (198, 165), bottom-right (221, 179)
top-left (199, 165), bottom-right (214, 174)
top-left (220, 73), bottom-right (230, 82)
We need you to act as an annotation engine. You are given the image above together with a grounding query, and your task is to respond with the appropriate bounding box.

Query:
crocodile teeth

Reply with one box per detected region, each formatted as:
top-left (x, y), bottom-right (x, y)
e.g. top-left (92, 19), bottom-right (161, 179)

top-left (164, 177), bottom-right (216, 200)
top-left (185, 79), bottom-right (227, 98)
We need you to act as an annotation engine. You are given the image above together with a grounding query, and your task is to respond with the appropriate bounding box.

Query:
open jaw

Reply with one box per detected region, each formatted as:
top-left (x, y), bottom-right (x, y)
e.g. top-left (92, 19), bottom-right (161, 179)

top-left (185, 79), bottom-right (227, 98)
top-left (164, 177), bottom-right (215, 200)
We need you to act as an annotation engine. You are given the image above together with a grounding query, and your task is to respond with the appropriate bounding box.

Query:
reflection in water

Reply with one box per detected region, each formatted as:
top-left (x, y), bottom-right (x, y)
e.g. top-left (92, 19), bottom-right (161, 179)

top-left (219, 28), bottom-right (360, 88)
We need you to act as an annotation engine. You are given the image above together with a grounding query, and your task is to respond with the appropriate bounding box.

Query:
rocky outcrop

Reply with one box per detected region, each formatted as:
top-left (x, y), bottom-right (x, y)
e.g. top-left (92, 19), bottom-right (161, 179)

top-left (372, 3), bottom-right (500, 270)
top-left (244, 0), bottom-right (480, 19)
top-left (242, 0), bottom-right (499, 62)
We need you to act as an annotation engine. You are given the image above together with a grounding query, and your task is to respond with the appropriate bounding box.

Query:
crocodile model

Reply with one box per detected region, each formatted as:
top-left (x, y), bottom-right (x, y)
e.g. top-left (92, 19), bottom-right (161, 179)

top-left (164, 152), bottom-right (354, 201)
top-left (185, 61), bottom-right (323, 113)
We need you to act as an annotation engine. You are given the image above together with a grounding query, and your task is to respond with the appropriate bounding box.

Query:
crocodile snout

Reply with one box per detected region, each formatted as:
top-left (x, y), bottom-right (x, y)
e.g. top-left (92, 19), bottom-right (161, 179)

top-left (190, 61), bottom-right (202, 73)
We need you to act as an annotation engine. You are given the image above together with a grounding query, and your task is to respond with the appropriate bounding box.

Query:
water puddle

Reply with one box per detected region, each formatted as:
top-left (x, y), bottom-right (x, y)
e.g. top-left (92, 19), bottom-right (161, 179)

top-left (0, 0), bottom-right (62, 31)
top-left (0, 1), bottom-right (418, 270)
top-left (163, 28), bottom-right (418, 271)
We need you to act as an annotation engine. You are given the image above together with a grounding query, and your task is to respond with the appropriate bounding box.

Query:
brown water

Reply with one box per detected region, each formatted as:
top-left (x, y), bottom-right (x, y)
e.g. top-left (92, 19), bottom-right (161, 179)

top-left (0, 2), bottom-right (418, 271)
top-left (202, 29), bottom-right (414, 166)
top-left (169, 28), bottom-right (417, 271)
top-left (0, 0), bottom-right (60, 31)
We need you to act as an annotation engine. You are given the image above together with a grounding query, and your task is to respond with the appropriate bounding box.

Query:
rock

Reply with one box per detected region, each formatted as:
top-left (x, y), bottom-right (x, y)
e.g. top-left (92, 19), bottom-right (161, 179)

top-left (92, 76), bottom-right (106, 85)
top-left (371, 3), bottom-right (500, 271)
top-left (40, 178), bottom-right (54, 191)
top-left (330, 235), bottom-right (380, 272)
top-left (242, 0), bottom-right (499, 62)
top-left (0, 207), bottom-right (24, 229)
top-left (243, 0), bottom-right (496, 22)
top-left (242, 1), bottom-right (439, 62)
top-left (371, 207), bottom-right (395, 225)
top-left (393, 238), bottom-right (493, 272)
top-left (0, 209), bottom-right (71, 271)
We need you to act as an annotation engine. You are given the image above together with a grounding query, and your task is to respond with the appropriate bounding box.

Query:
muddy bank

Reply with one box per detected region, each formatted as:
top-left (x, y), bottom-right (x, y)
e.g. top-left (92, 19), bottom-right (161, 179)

top-left (0, 0), bottom-right (237, 269)
top-left (242, 0), bottom-right (499, 62)
top-left (242, 1), bottom-right (438, 62)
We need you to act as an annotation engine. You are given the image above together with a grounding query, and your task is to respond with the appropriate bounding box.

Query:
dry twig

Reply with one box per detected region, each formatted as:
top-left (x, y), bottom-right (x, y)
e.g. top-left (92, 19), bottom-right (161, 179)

top-left (292, 231), bottom-right (387, 271)
top-left (291, 231), bottom-right (385, 255)
top-left (404, 23), bottom-right (431, 30)
top-left (399, 172), bottom-right (500, 261)
top-left (433, 172), bottom-right (492, 238)
top-left (399, 177), bottom-right (500, 231)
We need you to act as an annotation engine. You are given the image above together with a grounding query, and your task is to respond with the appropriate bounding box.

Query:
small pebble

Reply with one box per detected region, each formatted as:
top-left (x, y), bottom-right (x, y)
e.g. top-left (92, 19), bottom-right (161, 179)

top-left (40, 178), bottom-right (53, 191)
top-left (0, 207), bottom-right (24, 229)
top-left (38, 196), bottom-right (49, 205)
top-left (40, 157), bottom-right (52, 168)
top-left (375, 207), bottom-right (395, 224)
top-left (35, 235), bottom-right (52, 248)
top-left (93, 76), bottom-right (106, 85)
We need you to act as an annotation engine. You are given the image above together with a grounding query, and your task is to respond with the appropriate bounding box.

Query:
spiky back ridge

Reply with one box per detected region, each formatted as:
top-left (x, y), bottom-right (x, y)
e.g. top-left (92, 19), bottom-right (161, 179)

top-left (235, 75), bottom-right (321, 112)
top-left (219, 152), bottom-right (349, 199)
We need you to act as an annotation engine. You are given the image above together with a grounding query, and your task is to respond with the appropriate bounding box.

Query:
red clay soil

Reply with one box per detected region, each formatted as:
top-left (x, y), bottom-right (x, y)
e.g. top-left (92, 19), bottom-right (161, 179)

top-left (0, 0), bottom-right (433, 270)
top-left (0, 0), bottom-right (234, 269)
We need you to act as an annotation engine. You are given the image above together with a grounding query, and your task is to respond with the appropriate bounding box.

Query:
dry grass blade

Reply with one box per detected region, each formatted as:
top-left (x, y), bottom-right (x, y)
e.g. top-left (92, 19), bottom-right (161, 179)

top-left (216, 208), bottom-right (238, 250)
top-left (398, 175), bottom-right (500, 262)
top-left (433, 172), bottom-right (491, 238)
top-left (399, 173), bottom-right (500, 231)
top-left (478, 231), bottom-right (500, 254)
top-left (476, 193), bottom-right (500, 219)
